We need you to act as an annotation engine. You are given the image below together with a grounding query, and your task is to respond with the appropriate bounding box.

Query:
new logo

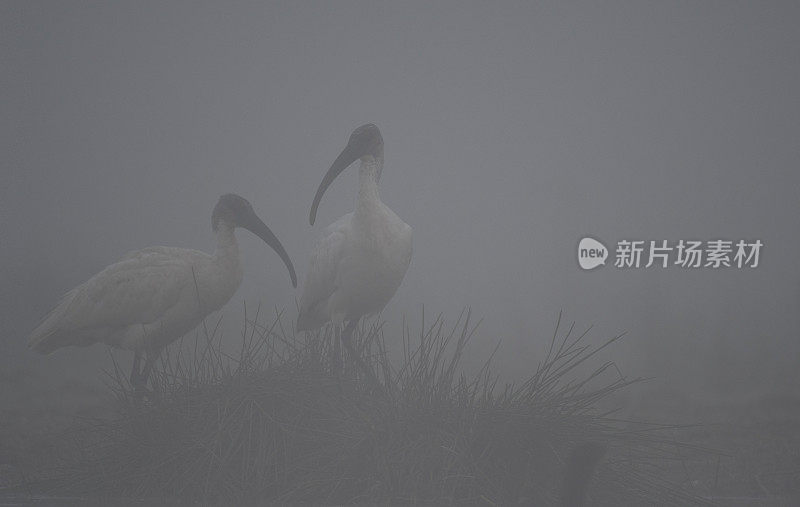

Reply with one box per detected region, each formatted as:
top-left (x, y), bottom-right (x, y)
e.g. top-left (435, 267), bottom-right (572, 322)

top-left (578, 237), bottom-right (608, 270)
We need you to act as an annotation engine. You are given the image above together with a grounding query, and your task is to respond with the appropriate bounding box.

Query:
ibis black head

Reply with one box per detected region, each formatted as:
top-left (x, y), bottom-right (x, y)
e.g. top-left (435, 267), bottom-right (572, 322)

top-left (345, 123), bottom-right (384, 160)
top-left (212, 193), bottom-right (297, 287)
top-left (309, 123), bottom-right (384, 225)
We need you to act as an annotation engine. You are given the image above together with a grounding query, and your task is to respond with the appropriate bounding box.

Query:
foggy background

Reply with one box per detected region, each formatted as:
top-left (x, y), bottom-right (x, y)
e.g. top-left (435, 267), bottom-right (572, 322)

top-left (2, 1), bottom-right (799, 403)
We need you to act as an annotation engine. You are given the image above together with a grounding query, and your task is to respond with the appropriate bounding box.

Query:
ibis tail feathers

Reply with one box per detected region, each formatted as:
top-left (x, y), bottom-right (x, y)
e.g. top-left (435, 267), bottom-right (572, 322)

top-left (27, 287), bottom-right (88, 354)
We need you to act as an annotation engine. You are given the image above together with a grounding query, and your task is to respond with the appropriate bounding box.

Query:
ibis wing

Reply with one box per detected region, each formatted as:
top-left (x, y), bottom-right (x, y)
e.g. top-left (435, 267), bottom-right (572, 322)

top-left (28, 247), bottom-right (199, 351)
top-left (297, 213), bottom-right (351, 331)
top-left (69, 249), bottom-right (196, 328)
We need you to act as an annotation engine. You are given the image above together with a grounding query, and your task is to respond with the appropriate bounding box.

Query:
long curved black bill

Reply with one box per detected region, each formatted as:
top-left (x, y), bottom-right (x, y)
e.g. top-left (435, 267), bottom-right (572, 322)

top-left (309, 144), bottom-right (359, 226)
top-left (243, 213), bottom-right (297, 287)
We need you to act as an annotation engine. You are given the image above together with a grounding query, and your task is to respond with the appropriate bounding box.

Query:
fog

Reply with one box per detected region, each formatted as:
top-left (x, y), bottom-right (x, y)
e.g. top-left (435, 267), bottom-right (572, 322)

top-left (3, 1), bottom-right (799, 400)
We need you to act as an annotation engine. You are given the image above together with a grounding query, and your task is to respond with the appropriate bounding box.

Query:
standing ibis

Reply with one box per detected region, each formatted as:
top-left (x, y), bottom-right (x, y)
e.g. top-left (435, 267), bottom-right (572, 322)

top-left (297, 124), bottom-right (412, 381)
top-left (28, 193), bottom-right (297, 390)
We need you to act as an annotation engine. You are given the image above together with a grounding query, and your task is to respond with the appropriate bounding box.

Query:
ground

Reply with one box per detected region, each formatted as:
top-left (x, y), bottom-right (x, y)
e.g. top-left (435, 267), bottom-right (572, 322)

top-left (1, 355), bottom-right (798, 506)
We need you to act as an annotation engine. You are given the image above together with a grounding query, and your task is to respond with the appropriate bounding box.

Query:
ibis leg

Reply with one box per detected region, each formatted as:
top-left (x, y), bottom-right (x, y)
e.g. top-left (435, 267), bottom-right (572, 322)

top-left (332, 324), bottom-right (342, 374)
top-left (340, 319), bottom-right (384, 396)
top-left (130, 350), bottom-right (143, 388)
top-left (140, 346), bottom-right (163, 391)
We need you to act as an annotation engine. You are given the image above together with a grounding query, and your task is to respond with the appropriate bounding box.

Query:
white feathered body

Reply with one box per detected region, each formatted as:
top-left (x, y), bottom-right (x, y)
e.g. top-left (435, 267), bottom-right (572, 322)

top-left (298, 158), bottom-right (412, 330)
top-left (28, 226), bottom-right (243, 354)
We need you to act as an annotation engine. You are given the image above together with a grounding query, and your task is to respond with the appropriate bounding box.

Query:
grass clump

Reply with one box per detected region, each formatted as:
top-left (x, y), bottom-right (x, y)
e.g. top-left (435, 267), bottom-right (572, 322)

top-left (27, 308), bottom-right (717, 505)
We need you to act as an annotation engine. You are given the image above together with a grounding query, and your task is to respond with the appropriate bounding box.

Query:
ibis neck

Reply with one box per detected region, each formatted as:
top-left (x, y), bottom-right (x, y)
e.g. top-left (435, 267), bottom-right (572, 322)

top-left (213, 223), bottom-right (240, 264)
top-left (357, 155), bottom-right (383, 213)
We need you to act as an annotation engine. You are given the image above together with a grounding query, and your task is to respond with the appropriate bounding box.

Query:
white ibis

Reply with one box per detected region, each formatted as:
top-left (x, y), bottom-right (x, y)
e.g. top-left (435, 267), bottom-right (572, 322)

top-left (28, 193), bottom-right (297, 390)
top-left (297, 124), bottom-right (412, 375)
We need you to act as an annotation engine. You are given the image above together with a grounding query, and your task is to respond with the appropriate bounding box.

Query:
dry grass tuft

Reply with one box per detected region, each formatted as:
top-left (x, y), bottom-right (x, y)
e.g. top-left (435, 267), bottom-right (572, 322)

top-left (19, 307), bottom-right (718, 505)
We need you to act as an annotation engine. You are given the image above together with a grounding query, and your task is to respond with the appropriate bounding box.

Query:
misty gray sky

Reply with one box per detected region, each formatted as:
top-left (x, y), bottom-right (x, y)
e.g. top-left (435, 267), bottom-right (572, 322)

top-left (3, 1), bottom-right (799, 393)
